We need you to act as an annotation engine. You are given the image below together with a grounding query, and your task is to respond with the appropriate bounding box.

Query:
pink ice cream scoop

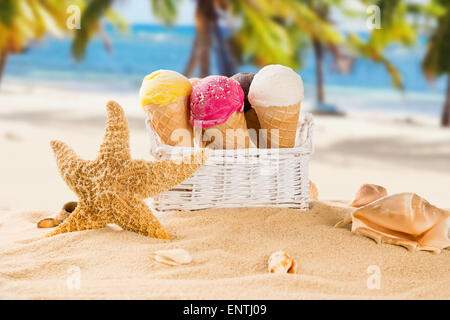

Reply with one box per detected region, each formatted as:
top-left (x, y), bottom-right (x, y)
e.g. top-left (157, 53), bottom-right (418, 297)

top-left (190, 75), bottom-right (244, 128)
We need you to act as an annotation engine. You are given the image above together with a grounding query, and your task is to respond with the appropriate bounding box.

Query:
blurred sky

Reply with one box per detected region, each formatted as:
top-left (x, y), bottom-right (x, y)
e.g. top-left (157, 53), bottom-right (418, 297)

top-left (113, 0), bottom-right (196, 25)
top-left (113, 0), bottom-right (428, 30)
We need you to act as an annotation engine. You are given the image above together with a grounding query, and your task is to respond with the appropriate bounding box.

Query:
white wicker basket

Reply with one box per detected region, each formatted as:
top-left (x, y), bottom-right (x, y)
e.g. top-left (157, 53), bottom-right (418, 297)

top-left (147, 113), bottom-right (314, 212)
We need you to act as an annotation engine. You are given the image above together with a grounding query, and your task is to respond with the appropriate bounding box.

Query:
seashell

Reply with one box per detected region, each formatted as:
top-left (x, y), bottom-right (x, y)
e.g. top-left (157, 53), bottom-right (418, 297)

top-left (337, 193), bottom-right (450, 254)
top-left (37, 218), bottom-right (59, 228)
top-left (55, 201), bottom-right (77, 223)
top-left (309, 181), bottom-right (319, 200)
top-left (268, 251), bottom-right (297, 274)
top-left (349, 184), bottom-right (387, 208)
top-left (37, 201), bottom-right (77, 228)
top-left (154, 249), bottom-right (192, 266)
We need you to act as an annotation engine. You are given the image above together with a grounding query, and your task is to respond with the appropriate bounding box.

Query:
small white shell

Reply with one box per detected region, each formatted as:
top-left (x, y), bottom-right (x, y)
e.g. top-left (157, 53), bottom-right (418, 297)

top-left (268, 251), bottom-right (297, 274)
top-left (154, 249), bottom-right (192, 266)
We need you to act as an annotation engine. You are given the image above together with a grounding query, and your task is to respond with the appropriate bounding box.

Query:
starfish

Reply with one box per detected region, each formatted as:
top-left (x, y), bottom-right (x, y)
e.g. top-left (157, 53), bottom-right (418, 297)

top-left (46, 101), bottom-right (208, 240)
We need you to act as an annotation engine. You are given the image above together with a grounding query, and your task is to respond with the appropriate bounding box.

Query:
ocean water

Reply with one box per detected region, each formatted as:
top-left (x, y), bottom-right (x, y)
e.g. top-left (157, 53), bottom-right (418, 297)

top-left (4, 24), bottom-right (447, 117)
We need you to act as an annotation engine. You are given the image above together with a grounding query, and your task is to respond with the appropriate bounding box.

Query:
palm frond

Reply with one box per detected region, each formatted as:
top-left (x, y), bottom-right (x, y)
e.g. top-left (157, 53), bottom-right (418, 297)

top-left (150, 0), bottom-right (180, 25)
top-left (230, 0), bottom-right (299, 68)
top-left (30, 0), bottom-right (64, 38)
top-left (348, 33), bottom-right (403, 89)
top-left (0, 0), bottom-right (16, 26)
top-left (106, 9), bottom-right (128, 32)
top-left (72, 0), bottom-right (114, 60)
top-left (422, 2), bottom-right (450, 80)
top-left (0, 0), bottom-right (69, 54)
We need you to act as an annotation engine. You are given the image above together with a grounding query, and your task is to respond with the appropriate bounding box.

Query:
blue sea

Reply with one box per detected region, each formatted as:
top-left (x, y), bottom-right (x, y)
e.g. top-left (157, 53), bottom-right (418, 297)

top-left (4, 24), bottom-right (448, 118)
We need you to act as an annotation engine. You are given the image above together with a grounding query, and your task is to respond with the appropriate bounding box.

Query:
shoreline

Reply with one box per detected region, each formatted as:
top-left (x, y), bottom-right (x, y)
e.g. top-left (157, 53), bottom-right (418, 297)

top-left (1, 78), bottom-right (446, 124)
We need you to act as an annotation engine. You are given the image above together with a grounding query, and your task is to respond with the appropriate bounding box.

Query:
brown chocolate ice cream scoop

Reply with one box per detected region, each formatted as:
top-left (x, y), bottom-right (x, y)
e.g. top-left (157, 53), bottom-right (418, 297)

top-left (231, 72), bottom-right (255, 113)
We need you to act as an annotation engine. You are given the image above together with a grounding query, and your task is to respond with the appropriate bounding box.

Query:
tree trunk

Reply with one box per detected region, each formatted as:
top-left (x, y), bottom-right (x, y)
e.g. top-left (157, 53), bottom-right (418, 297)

top-left (198, 17), bottom-right (211, 77)
top-left (313, 40), bottom-right (325, 103)
top-left (185, 0), bottom-right (217, 77)
top-left (0, 50), bottom-right (9, 89)
top-left (442, 74), bottom-right (450, 127)
top-left (197, 0), bottom-right (216, 77)
top-left (99, 27), bottom-right (112, 54)
top-left (211, 20), bottom-right (236, 76)
top-left (184, 33), bottom-right (200, 76)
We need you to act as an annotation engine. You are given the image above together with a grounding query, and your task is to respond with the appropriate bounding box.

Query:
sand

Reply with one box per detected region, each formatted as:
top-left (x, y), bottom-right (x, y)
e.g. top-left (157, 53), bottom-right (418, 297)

top-left (1, 201), bottom-right (448, 299)
top-left (1, 82), bottom-right (449, 299)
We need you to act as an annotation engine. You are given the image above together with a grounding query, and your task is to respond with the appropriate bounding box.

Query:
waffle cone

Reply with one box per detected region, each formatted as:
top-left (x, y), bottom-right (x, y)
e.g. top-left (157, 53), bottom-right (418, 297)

top-left (244, 109), bottom-right (260, 147)
top-left (245, 109), bottom-right (261, 131)
top-left (204, 111), bottom-right (251, 149)
top-left (253, 103), bottom-right (300, 148)
top-left (145, 96), bottom-right (193, 147)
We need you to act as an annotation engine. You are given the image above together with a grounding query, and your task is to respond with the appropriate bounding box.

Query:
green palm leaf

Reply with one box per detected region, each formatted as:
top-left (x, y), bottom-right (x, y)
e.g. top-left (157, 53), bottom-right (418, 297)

top-left (230, 0), bottom-right (299, 68)
top-left (422, 0), bottom-right (450, 79)
top-left (348, 33), bottom-right (403, 89)
top-left (0, 0), bottom-right (16, 26)
top-left (151, 0), bottom-right (180, 25)
top-left (72, 0), bottom-right (114, 60)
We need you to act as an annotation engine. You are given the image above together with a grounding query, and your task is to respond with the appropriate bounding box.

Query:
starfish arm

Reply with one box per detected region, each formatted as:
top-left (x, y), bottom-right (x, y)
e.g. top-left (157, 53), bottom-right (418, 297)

top-left (50, 140), bottom-right (89, 191)
top-left (125, 149), bottom-right (209, 199)
top-left (109, 193), bottom-right (171, 239)
top-left (44, 203), bottom-right (108, 238)
top-left (98, 101), bottom-right (131, 162)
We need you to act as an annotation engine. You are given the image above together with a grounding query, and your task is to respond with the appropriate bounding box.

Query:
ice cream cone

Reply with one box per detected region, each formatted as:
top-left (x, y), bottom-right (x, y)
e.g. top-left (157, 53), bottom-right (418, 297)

top-left (145, 95), bottom-right (194, 147)
top-left (244, 108), bottom-right (260, 146)
top-left (231, 73), bottom-right (255, 113)
top-left (248, 65), bottom-right (304, 148)
top-left (204, 110), bottom-right (252, 149)
top-left (253, 103), bottom-right (300, 148)
top-left (190, 75), bottom-right (252, 150)
top-left (140, 70), bottom-right (194, 147)
top-left (245, 108), bottom-right (261, 131)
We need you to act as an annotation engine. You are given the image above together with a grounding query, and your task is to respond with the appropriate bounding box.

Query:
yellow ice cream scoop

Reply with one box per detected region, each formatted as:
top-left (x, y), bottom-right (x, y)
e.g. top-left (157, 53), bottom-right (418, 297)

top-left (140, 70), bottom-right (192, 108)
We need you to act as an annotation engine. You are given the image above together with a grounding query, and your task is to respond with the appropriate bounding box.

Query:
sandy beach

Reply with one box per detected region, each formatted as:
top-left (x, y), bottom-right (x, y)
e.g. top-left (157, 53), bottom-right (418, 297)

top-left (0, 82), bottom-right (449, 299)
top-left (1, 201), bottom-right (449, 299)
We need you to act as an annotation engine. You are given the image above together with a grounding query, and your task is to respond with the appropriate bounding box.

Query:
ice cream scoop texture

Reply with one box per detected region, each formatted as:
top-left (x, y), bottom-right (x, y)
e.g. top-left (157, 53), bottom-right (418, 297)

top-left (190, 75), bottom-right (244, 128)
top-left (140, 70), bottom-right (192, 107)
top-left (231, 72), bottom-right (255, 113)
top-left (248, 64), bottom-right (304, 107)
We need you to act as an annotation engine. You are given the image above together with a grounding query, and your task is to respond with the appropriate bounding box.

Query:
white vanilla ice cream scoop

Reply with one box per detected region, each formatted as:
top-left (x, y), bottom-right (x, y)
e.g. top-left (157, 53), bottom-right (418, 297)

top-left (248, 64), bottom-right (304, 107)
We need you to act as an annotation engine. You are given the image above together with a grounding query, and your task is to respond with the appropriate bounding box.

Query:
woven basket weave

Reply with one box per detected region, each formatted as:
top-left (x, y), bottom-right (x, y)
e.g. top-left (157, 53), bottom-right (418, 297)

top-left (146, 113), bottom-right (314, 212)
